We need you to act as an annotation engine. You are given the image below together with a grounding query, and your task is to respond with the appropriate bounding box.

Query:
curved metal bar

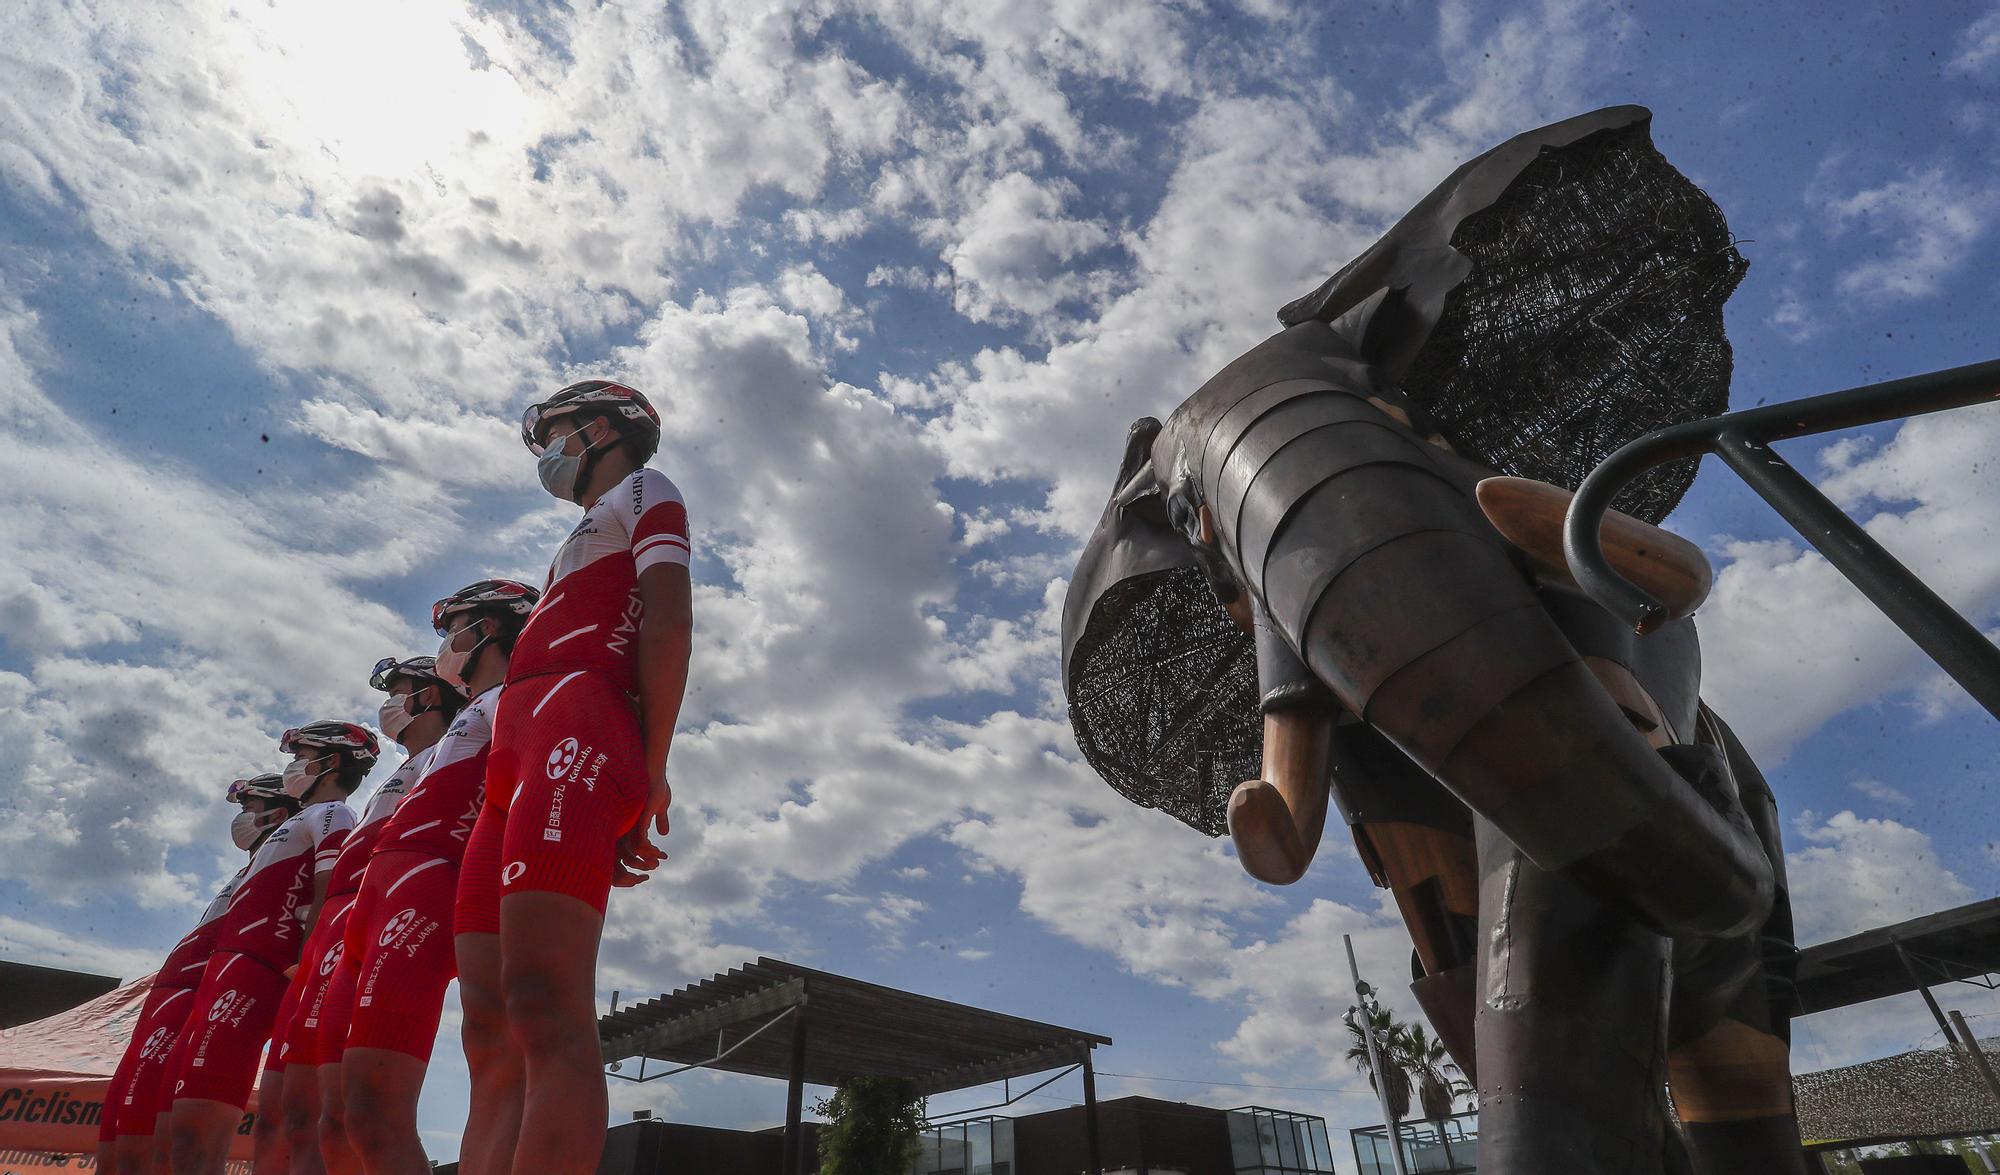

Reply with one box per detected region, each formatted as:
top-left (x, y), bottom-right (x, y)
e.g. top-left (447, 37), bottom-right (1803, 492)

top-left (1563, 357), bottom-right (2000, 719)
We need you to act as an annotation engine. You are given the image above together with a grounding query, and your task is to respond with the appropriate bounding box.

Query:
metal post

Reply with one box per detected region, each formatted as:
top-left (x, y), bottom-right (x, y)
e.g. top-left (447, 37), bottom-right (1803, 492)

top-left (1893, 937), bottom-right (1963, 1051)
top-left (1082, 1048), bottom-right (1103, 1175)
top-left (784, 998), bottom-right (810, 1175)
top-left (1346, 934), bottom-right (1410, 1175)
top-left (1712, 430), bottom-right (2000, 720)
top-left (1949, 1009), bottom-right (2000, 1112)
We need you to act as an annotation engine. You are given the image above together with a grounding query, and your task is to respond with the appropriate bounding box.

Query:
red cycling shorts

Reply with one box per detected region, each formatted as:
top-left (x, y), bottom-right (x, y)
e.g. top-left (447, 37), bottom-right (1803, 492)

top-left (346, 849), bottom-right (459, 1060)
top-left (278, 893), bottom-right (356, 1068)
top-left (455, 793), bottom-right (504, 937)
top-left (481, 671), bottom-right (650, 917)
top-left (104, 984), bottom-right (196, 1139)
top-left (264, 970), bottom-right (305, 1076)
top-left (315, 948), bottom-right (358, 1066)
top-left (169, 951), bottom-right (289, 1109)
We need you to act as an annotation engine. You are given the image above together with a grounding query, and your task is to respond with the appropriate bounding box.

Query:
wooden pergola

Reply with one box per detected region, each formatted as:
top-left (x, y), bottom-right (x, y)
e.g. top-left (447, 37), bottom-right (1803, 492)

top-left (597, 957), bottom-right (1113, 1175)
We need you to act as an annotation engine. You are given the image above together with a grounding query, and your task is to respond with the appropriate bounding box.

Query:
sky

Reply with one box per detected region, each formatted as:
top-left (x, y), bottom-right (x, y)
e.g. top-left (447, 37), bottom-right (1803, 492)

top-left (3, 0), bottom-right (2000, 1168)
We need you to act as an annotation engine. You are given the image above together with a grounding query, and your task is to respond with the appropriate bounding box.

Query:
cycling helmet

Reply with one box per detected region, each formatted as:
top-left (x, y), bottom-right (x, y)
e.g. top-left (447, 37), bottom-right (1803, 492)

top-left (369, 654), bottom-right (463, 695)
top-left (520, 379), bottom-right (661, 456)
top-left (280, 720), bottom-right (381, 763)
top-left (226, 773), bottom-right (291, 806)
top-left (430, 579), bottom-right (540, 636)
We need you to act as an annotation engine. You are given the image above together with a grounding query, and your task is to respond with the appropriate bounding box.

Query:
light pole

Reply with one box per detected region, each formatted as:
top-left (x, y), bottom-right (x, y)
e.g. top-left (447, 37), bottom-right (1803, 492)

top-left (1346, 934), bottom-right (1410, 1175)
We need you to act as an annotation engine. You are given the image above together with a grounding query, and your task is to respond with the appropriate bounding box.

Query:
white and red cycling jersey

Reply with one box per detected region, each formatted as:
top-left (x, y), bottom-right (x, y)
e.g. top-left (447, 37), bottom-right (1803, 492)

top-left (509, 468), bottom-right (689, 691)
top-left (154, 866), bottom-right (248, 991)
top-left (327, 746), bottom-right (433, 897)
top-left (213, 800), bottom-right (354, 969)
top-left (376, 688), bottom-right (497, 864)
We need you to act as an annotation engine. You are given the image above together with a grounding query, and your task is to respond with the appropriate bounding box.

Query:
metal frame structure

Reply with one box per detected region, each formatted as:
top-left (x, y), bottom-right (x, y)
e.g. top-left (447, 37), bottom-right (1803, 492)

top-left (1564, 357), bottom-right (2000, 717)
top-left (596, 957), bottom-right (1111, 1175)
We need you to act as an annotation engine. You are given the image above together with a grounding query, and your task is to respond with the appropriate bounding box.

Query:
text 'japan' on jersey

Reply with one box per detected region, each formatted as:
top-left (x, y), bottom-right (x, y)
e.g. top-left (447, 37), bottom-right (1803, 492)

top-left (156, 866), bottom-right (248, 991)
top-left (508, 467), bottom-right (689, 691)
top-left (376, 686), bottom-right (498, 865)
top-left (214, 800), bottom-right (355, 968)
top-left (326, 744), bottom-right (434, 897)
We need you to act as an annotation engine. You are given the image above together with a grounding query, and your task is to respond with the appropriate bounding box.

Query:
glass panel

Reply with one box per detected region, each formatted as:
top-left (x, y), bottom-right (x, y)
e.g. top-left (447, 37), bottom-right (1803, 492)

top-left (1228, 1110), bottom-right (1262, 1170)
top-left (991, 1117), bottom-right (1014, 1175)
top-left (1259, 1110), bottom-right (1283, 1164)
top-left (969, 1118), bottom-right (994, 1175)
top-left (1275, 1115), bottom-right (1301, 1168)
top-left (1309, 1119), bottom-right (1333, 1171)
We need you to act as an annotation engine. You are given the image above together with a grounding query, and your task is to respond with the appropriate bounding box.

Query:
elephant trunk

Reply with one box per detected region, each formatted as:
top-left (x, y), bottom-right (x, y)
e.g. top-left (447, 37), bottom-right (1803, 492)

top-left (1205, 384), bottom-right (1772, 938)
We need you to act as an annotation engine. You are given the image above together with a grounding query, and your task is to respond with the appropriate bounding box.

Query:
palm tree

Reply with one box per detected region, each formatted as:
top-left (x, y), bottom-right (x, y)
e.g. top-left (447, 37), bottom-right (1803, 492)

top-left (1395, 1023), bottom-right (1472, 1168)
top-left (1397, 1023), bottom-right (1470, 1120)
top-left (1343, 1004), bottom-right (1412, 1123)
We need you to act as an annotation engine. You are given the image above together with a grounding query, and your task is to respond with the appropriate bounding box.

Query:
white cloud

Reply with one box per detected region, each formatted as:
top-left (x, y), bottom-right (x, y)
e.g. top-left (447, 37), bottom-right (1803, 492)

top-left (1950, 7), bottom-right (2000, 73)
top-left (943, 172), bottom-right (1114, 325)
top-left (1849, 778), bottom-right (1913, 807)
top-left (1787, 810), bottom-right (1973, 947)
top-left (1824, 168), bottom-right (1993, 303)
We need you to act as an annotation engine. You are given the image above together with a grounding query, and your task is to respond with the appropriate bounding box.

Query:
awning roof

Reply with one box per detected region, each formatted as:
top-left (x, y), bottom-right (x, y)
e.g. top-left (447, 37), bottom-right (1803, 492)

top-left (1794, 896), bottom-right (2000, 1015)
top-left (1795, 1036), bottom-right (2000, 1145)
top-left (597, 957), bottom-right (1110, 1097)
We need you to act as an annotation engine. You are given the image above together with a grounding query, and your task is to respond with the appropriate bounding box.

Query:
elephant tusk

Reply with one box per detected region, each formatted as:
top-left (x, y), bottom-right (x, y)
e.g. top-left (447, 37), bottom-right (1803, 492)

top-left (1227, 708), bottom-right (1335, 884)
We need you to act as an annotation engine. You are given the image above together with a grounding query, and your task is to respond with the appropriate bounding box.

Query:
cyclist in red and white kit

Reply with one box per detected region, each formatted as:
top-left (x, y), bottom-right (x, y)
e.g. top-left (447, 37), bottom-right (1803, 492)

top-left (267, 657), bottom-right (462, 1175)
top-left (164, 722), bottom-right (376, 1175)
top-left (338, 583), bottom-right (532, 1175)
top-left (311, 656), bottom-right (463, 1175)
top-left (455, 380), bottom-right (690, 1175)
top-left (101, 776), bottom-right (293, 1175)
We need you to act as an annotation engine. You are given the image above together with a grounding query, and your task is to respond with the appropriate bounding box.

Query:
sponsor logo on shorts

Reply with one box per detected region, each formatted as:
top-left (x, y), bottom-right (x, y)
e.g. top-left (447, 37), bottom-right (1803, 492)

top-left (502, 861), bottom-right (527, 886)
top-left (547, 737), bottom-right (579, 778)
top-left (208, 990), bottom-right (239, 1023)
top-left (379, 909), bottom-right (418, 947)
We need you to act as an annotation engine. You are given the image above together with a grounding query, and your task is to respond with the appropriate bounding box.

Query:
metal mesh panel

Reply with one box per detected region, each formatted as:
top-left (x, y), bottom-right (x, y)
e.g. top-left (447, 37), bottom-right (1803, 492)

top-left (1065, 567), bottom-right (1260, 837)
top-left (1401, 121), bottom-right (1748, 523)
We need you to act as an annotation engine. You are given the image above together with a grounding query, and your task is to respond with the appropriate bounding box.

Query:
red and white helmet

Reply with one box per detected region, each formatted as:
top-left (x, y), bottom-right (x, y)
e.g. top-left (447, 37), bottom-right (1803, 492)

top-left (431, 579), bottom-right (540, 636)
top-left (226, 773), bottom-right (289, 805)
top-left (280, 720), bottom-right (381, 765)
top-left (369, 654), bottom-right (463, 696)
top-left (520, 379), bottom-right (661, 456)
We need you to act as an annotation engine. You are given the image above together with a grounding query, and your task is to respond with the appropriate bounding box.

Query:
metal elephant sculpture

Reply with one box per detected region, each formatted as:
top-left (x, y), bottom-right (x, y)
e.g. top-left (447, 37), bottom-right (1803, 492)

top-left (1060, 107), bottom-right (1807, 1174)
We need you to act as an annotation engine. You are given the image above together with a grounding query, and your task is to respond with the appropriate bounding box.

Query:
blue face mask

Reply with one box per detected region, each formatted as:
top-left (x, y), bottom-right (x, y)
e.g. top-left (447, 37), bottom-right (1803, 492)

top-left (536, 426), bottom-right (604, 504)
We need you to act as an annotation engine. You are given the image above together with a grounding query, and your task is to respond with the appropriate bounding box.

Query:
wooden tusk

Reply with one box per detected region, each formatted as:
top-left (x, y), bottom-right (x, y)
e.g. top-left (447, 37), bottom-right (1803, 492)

top-left (1227, 709), bottom-right (1335, 884)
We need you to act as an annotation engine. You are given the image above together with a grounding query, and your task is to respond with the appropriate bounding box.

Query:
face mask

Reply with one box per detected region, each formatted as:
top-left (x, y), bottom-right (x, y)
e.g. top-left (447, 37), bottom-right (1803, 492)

top-left (281, 755), bottom-right (327, 799)
top-left (231, 808), bottom-right (280, 850)
top-left (378, 694), bottom-right (414, 741)
top-left (536, 425), bottom-right (605, 504)
top-left (434, 625), bottom-right (490, 691)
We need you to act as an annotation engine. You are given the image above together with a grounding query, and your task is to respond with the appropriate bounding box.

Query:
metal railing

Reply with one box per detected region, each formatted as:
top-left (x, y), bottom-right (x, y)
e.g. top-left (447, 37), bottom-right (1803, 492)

top-left (1563, 358), bottom-right (2000, 720)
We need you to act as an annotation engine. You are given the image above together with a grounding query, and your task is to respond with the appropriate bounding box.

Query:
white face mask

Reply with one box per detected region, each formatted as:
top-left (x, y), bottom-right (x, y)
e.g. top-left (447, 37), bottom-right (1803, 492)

top-left (281, 755), bottom-right (328, 799)
top-left (231, 808), bottom-right (281, 850)
top-left (378, 694), bottom-right (415, 741)
top-left (536, 424), bottom-right (609, 504)
top-left (434, 624), bottom-right (489, 691)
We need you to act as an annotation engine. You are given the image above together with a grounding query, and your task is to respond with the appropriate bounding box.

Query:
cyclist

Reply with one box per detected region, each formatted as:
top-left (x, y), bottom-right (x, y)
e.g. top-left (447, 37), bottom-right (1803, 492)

top-left (163, 722), bottom-right (376, 1175)
top-left (340, 584), bottom-right (532, 1175)
top-left (464, 379), bottom-right (690, 1173)
top-left (102, 776), bottom-right (291, 1175)
top-left (276, 657), bottom-right (462, 1175)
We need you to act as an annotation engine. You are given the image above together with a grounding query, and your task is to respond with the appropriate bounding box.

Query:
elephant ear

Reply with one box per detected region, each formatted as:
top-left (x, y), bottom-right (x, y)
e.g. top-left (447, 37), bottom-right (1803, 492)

top-left (1281, 105), bottom-right (1747, 523)
top-left (1062, 418), bottom-right (1260, 837)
